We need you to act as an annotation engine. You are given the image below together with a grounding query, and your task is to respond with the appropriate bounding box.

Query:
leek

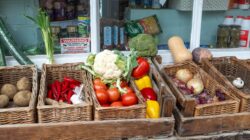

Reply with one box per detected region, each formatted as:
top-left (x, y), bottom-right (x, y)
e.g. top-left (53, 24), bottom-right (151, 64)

top-left (26, 9), bottom-right (54, 64)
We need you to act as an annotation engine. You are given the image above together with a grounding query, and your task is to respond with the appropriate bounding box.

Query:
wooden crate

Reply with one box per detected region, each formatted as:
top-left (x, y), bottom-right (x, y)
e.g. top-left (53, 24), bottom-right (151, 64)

top-left (0, 65), bottom-right (38, 125)
top-left (202, 57), bottom-right (250, 112)
top-left (174, 107), bottom-right (250, 136)
top-left (37, 63), bottom-right (93, 123)
top-left (160, 61), bottom-right (239, 117)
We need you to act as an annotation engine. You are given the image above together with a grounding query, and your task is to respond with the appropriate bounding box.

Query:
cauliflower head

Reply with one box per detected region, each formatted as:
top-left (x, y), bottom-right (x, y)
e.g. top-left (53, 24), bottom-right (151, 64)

top-left (93, 50), bottom-right (122, 79)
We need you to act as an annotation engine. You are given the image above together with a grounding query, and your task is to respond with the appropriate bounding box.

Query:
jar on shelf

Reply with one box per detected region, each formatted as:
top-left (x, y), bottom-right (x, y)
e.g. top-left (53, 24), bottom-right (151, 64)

top-left (229, 25), bottom-right (241, 48)
top-left (54, 0), bottom-right (66, 21)
top-left (66, 4), bottom-right (75, 20)
top-left (51, 26), bottom-right (61, 44)
top-left (216, 24), bottom-right (230, 48)
top-left (67, 25), bottom-right (78, 37)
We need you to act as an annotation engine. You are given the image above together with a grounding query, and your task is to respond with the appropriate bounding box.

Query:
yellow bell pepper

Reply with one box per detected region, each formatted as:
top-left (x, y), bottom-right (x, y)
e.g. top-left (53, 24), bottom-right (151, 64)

top-left (134, 75), bottom-right (152, 90)
top-left (146, 100), bottom-right (160, 118)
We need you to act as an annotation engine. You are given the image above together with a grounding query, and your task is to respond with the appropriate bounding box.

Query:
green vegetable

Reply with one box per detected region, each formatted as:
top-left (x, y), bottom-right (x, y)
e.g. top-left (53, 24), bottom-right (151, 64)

top-left (0, 18), bottom-right (33, 65)
top-left (128, 34), bottom-right (158, 57)
top-left (81, 50), bottom-right (138, 93)
top-left (0, 45), bottom-right (6, 66)
top-left (26, 9), bottom-right (54, 64)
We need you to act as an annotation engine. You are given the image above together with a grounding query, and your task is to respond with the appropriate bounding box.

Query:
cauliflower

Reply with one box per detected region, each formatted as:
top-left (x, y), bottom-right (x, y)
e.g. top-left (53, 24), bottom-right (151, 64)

top-left (93, 50), bottom-right (122, 79)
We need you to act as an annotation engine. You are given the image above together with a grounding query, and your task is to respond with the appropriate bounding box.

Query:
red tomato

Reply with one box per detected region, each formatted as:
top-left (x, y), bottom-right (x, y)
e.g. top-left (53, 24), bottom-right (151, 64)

top-left (123, 86), bottom-right (134, 94)
top-left (107, 87), bottom-right (120, 102)
top-left (95, 89), bottom-right (109, 104)
top-left (110, 101), bottom-right (123, 107)
top-left (93, 79), bottom-right (107, 91)
top-left (121, 92), bottom-right (138, 106)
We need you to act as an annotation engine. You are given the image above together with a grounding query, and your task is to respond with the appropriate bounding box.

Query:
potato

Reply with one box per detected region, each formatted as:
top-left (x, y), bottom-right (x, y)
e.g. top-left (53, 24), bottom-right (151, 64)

top-left (16, 77), bottom-right (31, 91)
top-left (1, 84), bottom-right (17, 99)
top-left (13, 90), bottom-right (31, 107)
top-left (0, 95), bottom-right (9, 108)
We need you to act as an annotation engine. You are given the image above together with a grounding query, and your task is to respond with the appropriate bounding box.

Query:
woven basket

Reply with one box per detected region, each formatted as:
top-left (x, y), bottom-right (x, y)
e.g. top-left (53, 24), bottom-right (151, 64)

top-left (0, 65), bottom-right (38, 125)
top-left (202, 57), bottom-right (250, 112)
top-left (87, 77), bottom-right (146, 121)
top-left (168, 0), bottom-right (229, 11)
top-left (37, 63), bottom-right (93, 123)
top-left (161, 61), bottom-right (239, 117)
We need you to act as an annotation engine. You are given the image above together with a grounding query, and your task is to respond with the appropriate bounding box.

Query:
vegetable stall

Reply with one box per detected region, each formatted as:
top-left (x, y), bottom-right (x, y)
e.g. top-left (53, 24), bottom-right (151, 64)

top-left (1, 1), bottom-right (250, 139)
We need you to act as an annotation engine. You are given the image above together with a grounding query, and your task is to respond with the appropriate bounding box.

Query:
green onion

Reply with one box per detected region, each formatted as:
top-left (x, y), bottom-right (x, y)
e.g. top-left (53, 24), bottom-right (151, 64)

top-left (26, 9), bottom-right (54, 64)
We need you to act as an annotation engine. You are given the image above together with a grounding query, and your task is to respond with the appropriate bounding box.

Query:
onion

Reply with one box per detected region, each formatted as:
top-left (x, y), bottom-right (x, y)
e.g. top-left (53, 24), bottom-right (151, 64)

top-left (187, 78), bottom-right (204, 95)
top-left (175, 69), bottom-right (193, 83)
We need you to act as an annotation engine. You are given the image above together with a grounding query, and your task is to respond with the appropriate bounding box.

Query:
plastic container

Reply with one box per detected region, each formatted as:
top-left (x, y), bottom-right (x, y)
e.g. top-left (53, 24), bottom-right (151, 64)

top-left (239, 17), bottom-right (250, 47)
top-left (239, 0), bottom-right (250, 9)
top-left (223, 15), bottom-right (234, 25)
top-left (234, 16), bottom-right (244, 26)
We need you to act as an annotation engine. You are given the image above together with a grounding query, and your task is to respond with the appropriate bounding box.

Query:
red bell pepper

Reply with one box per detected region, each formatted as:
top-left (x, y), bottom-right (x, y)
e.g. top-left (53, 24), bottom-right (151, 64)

top-left (140, 87), bottom-right (157, 101)
top-left (132, 57), bottom-right (150, 79)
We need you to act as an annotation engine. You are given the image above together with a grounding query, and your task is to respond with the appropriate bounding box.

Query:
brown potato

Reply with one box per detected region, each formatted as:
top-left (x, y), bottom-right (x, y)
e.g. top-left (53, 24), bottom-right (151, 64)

top-left (1, 84), bottom-right (17, 99)
top-left (13, 90), bottom-right (31, 107)
top-left (0, 95), bottom-right (9, 108)
top-left (16, 77), bottom-right (31, 91)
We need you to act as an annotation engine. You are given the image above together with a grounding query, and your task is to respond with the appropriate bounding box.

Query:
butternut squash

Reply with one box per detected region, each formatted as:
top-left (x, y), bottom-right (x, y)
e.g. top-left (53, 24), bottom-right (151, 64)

top-left (168, 36), bottom-right (192, 63)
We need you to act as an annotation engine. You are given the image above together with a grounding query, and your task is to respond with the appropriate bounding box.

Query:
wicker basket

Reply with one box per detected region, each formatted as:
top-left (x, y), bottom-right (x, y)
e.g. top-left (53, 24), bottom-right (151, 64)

top-left (168, 0), bottom-right (229, 11)
top-left (0, 65), bottom-right (38, 125)
top-left (202, 57), bottom-right (250, 112)
top-left (37, 63), bottom-right (93, 123)
top-left (87, 76), bottom-right (146, 120)
top-left (161, 61), bottom-right (239, 117)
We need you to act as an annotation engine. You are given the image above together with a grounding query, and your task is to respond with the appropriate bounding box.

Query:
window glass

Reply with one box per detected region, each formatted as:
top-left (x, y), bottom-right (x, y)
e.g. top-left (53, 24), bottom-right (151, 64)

top-left (99, 0), bottom-right (193, 51)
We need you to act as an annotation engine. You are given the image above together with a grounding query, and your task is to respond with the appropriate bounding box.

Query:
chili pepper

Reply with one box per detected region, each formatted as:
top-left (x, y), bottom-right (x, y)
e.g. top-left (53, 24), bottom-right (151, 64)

top-left (132, 57), bottom-right (150, 79)
top-left (67, 90), bottom-right (74, 104)
top-left (51, 83), bottom-right (59, 101)
top-left (134, 75), bottom-right (152, 90)
top-left (69, 83), bottom-right (79, 89)
top-left (64, 77), bottom-right (81, 86)
top-left (140, 87), bottom-right (157, 101)
top-left (62, 80), bottom-right (69, 91)
top-left (146, 100), bottom-right (160, 118)
top-left (54, 80), bottom-right (61, 100)
top-left (47, 89), bottom-right (53, 99)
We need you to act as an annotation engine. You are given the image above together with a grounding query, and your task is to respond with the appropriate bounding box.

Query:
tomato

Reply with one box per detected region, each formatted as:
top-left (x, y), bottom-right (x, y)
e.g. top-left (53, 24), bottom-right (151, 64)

top-left (123, 86), bottom-right (134, 94)
top-left (95, 89), bottom-right (109, 104)
top-left (93, 79), bottom-right (107, 91)
top-left (121, 92), bottom-right (138, 106)
top-left (107, 87), bottom-right (120, 102)
top-left (110, 101), bottom-right (123, 107)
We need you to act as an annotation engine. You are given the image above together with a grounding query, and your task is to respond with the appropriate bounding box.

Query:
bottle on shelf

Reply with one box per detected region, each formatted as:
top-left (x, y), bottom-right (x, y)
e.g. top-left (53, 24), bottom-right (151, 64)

top-left (234, 16), bottom-right (244, 26)
top-left (239, 17), bottom-right (250, 47)
top-left (238, 0), bottom-right (250, 10)
top-left (223, 16), bottom-right (234, 25)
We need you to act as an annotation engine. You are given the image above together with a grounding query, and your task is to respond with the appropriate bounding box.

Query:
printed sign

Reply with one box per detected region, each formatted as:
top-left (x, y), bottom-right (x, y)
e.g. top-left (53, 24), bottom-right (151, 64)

top-left (60, 37), bottom-right (90, 54)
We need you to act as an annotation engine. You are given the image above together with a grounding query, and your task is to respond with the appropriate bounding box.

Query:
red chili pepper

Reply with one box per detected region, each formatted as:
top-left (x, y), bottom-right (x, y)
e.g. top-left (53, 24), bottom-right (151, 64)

top-left (67, 90), bottom-right (74, 104)
top-left (64, 77), bottom-right (81, 86)
top-left (47, 89), bottom-right (53, 99)
top-left (51, 83), bottom-right (58, 101)
top-left (132, 57), bottom-right (150, 79)
top-left (62, 80), bottom-right (69, 90)
top-left (54, 80), bottom-right (61, 100)
top-left (69, 83), bottom-right (78, 89)
top-left (48, 84), bottom-right (52, 89)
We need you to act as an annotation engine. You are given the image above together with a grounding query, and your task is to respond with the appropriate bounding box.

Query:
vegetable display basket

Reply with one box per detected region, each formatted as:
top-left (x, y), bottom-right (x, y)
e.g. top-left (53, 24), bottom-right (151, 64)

top-left (0, 65), bottom-right (38, 125)
top-left (37, 63), bottom-right (93, 123)
top-left (168, 0), bottom-right (229, 11)
top-left (161, 61), bottom-right (239, 117)
top-left (87, 79), bottom-right (146, 120)
top-left (201, 57), bottom-right (250, 112)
